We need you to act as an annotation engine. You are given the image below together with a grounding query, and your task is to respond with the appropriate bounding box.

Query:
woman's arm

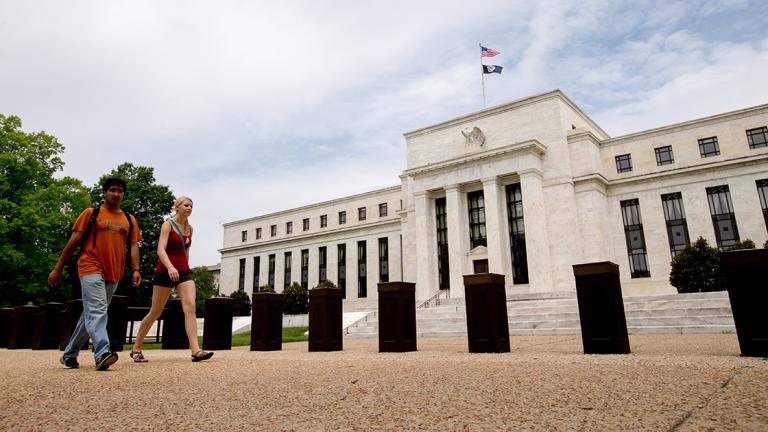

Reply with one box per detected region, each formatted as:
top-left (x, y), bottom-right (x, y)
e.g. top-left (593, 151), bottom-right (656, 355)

top-left (157, 221), bottom-right (178, 279)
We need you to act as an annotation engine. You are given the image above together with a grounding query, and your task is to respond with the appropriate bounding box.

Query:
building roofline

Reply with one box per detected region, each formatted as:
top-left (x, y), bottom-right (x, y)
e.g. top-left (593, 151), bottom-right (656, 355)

top-left (222, 184), bottom-right (402, 227)
top-left (603, 102), bottom-right (768, 145)
top-left (403, 89), bottom-right (610, 139)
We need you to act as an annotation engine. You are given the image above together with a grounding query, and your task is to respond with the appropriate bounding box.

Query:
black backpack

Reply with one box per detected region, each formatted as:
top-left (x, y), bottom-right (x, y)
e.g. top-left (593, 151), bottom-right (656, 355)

top-left (68, 204), bottom-right (135, 297)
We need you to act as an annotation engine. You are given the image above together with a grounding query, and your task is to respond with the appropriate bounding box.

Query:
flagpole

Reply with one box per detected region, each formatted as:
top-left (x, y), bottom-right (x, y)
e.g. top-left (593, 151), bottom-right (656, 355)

top-left (480, 43), bottom-right (486, 109)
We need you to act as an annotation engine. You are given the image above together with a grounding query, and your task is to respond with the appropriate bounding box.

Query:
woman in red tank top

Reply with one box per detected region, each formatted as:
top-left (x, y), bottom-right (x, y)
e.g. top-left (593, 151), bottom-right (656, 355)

top-left (130, 196), bottom-right (213, 362)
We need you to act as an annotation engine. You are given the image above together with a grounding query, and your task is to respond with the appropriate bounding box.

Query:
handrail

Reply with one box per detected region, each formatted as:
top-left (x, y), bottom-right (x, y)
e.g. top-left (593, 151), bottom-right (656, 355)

top-left (416, 289), bottom-right (450, 309)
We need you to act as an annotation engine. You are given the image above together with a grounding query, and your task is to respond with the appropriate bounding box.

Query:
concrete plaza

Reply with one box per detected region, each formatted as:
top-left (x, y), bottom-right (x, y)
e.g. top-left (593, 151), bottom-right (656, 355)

top-left (0, 334), bottom-right (766, 431)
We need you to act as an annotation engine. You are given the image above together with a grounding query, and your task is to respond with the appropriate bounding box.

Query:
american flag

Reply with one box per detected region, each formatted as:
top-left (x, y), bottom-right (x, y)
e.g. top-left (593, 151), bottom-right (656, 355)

top-left (480, 45), bottom-right (500, 57)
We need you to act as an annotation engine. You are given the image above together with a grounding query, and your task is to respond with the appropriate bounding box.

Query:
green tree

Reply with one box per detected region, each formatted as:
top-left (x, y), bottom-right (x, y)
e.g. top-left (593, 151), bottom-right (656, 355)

top-left (228, 289), bottom-right (251, 316)
top-left (283, 282), bottom-right (308, 314)
top-left (193, 265), bottom-right (219, 316)
top-left (0, 114), bottom-right (90, 306)
top-left (90, 163), bottom-right (174, 306)
top-left (669, 237), bottom-right (724, 293)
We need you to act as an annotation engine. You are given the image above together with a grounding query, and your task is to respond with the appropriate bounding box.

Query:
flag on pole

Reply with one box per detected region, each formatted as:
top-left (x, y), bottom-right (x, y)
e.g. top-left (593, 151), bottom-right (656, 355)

top-left (482, 64), bottom-right (503, 74)
top-left (480, 45), bottom-right (500, 57)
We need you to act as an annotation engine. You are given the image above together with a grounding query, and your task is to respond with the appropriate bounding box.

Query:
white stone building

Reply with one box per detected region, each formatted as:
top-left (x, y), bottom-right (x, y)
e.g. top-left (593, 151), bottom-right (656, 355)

top-left (219, 90), bottom-right (768, 305)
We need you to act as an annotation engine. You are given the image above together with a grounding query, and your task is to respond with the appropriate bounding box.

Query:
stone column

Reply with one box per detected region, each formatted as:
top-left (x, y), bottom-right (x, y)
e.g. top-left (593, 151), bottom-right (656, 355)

top-left (414, 191), bottom-right (438, 300)
top-left (519, 169), bottom-right (553, 293)
top-left (482, 177), bottom-right (507, 275)
top-left (445, 185), bottom-right (469, 298)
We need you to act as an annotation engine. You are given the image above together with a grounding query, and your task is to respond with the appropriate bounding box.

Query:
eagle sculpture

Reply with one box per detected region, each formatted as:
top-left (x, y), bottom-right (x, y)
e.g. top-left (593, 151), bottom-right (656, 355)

top-left (461, 126), bottom-right (486, 147)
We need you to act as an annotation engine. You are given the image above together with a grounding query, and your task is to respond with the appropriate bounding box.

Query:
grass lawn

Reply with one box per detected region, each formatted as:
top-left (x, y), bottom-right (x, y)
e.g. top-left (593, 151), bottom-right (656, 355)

top-left (124, 326), bottom-right (308, 350)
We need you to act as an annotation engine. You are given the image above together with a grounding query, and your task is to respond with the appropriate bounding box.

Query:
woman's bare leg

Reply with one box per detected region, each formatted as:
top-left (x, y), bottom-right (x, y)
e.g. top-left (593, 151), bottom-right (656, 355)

top-left (132, 286), bottom-right (172, 352)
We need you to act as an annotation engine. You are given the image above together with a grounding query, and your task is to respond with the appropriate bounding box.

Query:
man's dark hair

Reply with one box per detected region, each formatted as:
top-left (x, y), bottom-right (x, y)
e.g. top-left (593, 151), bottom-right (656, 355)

top-left (102, 176), bottom-right (127, 192)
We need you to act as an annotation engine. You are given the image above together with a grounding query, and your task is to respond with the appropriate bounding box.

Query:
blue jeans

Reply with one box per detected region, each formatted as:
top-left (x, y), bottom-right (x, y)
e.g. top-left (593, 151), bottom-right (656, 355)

top-left (62, 273), bottom-right (117, 362)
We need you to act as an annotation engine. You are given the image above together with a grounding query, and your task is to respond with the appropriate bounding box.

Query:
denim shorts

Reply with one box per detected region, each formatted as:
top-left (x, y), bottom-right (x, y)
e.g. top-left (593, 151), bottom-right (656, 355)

top-left (153, 269), bottom-right (194, 288)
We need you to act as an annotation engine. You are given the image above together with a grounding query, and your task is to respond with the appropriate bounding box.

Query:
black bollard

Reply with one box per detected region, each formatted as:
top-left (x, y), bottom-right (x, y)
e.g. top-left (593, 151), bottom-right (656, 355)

top-left (572, 262), bottom-right (631, 354)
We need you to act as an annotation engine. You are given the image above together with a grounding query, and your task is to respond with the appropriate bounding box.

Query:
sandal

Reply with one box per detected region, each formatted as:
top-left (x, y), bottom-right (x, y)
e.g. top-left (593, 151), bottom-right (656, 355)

top-left (191, 350), bottom-right (214, 362)
top-left (130, 350), bottom-right (148, 363)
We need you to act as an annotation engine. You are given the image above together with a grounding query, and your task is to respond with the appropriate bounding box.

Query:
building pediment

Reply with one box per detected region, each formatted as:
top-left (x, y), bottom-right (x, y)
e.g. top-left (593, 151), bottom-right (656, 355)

top-left (467, 245), bottom-right (488, 258)
top-left (402, 139), bottom-right (546, 179)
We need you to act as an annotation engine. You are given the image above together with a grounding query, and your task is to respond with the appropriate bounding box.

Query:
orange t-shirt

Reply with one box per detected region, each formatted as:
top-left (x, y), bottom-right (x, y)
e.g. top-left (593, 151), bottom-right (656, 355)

top-left (74, 205), bottom-right (142, 282)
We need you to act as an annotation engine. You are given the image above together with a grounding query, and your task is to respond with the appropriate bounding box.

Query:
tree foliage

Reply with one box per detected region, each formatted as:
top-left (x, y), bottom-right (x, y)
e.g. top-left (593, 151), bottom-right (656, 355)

top-left (89, 163), bottom-right (175, 306)
top-left (283, 282), bottom-right (308, 314)
top-left (0, 114), bottom-right (90, 306)
top-left (193, 265), bottom-right (219, 315)
top-left (257, 284), bottom-right (275, 293)
top-left (727, 239), bottom-right (755, 251)
top-left (669, 237), bottom-right (724, 293)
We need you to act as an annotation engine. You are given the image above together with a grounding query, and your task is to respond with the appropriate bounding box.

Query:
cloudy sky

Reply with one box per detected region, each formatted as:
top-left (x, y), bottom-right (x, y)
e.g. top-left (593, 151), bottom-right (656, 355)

top-left (2, 0), bottom-right (767, 267)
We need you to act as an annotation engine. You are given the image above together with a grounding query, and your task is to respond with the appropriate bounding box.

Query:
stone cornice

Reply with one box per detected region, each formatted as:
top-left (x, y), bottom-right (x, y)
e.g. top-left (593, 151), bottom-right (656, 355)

top-left (403, 89), bottom-right (609, 139)
top-left (219, 218), bottom-right (401, 254)
top-left (223, 185), bottom-right (401, 227)
top-left (606, 153), bottom-right (768, 187)
top-left (402, 140), bottom-right (547, 178)
top-left (602, 103), bottom-right (768, 147)
top-left (567, 130), bottom-right (603, 146)
top-left (572, 173), bottom-right (610, 188)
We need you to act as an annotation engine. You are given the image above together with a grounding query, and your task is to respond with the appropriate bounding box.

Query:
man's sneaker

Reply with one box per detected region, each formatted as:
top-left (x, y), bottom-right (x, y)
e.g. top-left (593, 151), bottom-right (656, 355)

top-left (95, 352), bottom-right (118, 371)
top-left (60, 356), bottom-right (79, 369)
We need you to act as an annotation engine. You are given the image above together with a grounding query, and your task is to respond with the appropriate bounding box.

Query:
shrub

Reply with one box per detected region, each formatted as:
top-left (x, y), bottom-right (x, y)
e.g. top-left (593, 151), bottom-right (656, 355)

top-left (669, 237), bottom-right (724, 293)
top-left (282, 282), bottom-right (308, 314)
top-left (257, 284), bottom-right (275, 293)
top-left (228, 289), bottom-right (251, 315)
top-left (314, 279), bottom-right (338, 289)
top-left (728, 239), bottom-right (756, 250)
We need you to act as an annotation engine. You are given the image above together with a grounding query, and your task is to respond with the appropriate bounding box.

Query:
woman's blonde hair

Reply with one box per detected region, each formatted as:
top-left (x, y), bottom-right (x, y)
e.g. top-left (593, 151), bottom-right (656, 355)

top-left (173, 196), bottom-right (193, 213)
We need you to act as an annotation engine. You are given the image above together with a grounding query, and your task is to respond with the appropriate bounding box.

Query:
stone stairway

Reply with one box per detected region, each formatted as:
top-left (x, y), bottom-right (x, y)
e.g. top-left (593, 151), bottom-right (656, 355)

top-left (344, 291), bottom-right (735, 338)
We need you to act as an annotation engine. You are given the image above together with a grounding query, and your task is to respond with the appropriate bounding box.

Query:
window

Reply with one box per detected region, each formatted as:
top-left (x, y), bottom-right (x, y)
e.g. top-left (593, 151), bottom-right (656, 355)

top-left (506, 184), bottom-right (529, 284)
top-left (379, 203), bottom-right (388, 217)
top-left (303, 218), bottom-right (310, 231)
top-left (338, 211), bottom-right (346, 225)
top-left (252, 256), bottom-right (260, 290)
top-left (268, 254), bottom-right (276, 288)
top-left (378, 237), bottom-right (389, 282)
top-left (655, 146), bottom-right (674, 166)
top-left (707, 185), bottom-right (740, 250)
top-left (241, 230), bottom-right (247, 242)
top-left (757, 179), bottom-right (768, 232)
top-left (620, 199), bottom-right (650, 278)
top-left (320, 214), bottom-right (327, 228)
top-left (698, 136), bottom-right (720, 158)
top-left (238, 258), bottom-right (246, 290)
top-left (661, 192), bottom-right (690, 257)
top-left (300, 249), bottom-right (309, 289)
top-left (467, 191), bottom-right (487, 248)
top-left (357, 240), bottom-right (367, 298)
top-left (286, 221), bottom-right (293, 235)
top-left (615, 154), bottom-right (632, 173)
top-left (473, 259), bottom-right (489, 274)
top-left (337, 244), bottom-right (346, 299)
top-left (747, 127), bottom-right (768, 149)
top-left (318, 246), bottom-right (327, 283)
top-left (270, 225), bottom-right (277, 237)
top-left (255, 227), bottom-right (262, 240)
top-left (284, 252), bottom-right (292, 288)
top-left (435, 198), bottom-right (450, 290)
top-left (358, 207), bottom-right (366, 221)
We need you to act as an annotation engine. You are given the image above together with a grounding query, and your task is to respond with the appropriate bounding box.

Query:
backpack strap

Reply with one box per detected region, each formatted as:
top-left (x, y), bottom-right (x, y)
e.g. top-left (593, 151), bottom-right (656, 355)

top-left (79, 204), bottom-right (101, 249)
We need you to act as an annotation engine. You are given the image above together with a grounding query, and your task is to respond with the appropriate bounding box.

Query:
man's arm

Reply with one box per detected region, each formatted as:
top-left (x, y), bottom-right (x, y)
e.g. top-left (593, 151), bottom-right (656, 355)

top-left (130, 242), bottom-right (142, 287)
top-left (48, 231), bottom-right (83, 287)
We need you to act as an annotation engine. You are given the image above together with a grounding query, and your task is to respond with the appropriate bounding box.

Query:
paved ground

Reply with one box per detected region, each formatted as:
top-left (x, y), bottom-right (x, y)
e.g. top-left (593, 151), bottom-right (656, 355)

top-left (0, 334), bottom-right (766, 431)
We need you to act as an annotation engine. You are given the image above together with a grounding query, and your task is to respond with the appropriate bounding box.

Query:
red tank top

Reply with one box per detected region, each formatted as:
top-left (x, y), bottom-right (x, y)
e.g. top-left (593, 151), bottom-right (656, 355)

top-left (155, 224), bottom-right (191, 272)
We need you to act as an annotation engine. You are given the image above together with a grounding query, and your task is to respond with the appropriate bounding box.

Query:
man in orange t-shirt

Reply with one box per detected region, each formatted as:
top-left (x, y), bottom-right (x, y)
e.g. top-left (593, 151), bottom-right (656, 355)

top-left (48, 176), bottom-right (142, 371)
